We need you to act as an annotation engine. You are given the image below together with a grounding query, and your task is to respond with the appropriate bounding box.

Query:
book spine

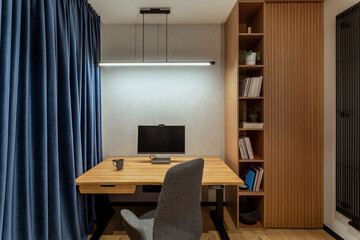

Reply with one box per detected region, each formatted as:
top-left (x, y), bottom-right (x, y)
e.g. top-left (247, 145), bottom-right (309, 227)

top-left (240, 138), bottom-right (248, 159)
top-left (248, 77), bottom-right (254, 97)
top-left (249, 169), bottom-right (256, 191)
top-left (257, 168), bottom-right (264, 192)
top-left (251, 167), bottom-right (259, 191)
top-left (257, 76), bottom-right (263, 97)
top-left (253, 77), bottom-right (259, 97)
top-left (239, 139), bottom-right (245, 159)
top-left (244, 137), bottom-right (254, 159)
top-left (245, 78), bottom-right (250, 97)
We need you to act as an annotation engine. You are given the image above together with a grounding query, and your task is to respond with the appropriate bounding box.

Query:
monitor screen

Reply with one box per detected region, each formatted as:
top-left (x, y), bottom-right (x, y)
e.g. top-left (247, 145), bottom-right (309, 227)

top-left (137, 125), bottom-right (185, 154)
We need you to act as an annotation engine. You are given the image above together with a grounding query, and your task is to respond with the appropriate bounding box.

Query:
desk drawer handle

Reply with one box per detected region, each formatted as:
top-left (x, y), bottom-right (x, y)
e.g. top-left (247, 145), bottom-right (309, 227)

top-left (100, 185), bottom-right (116, 187)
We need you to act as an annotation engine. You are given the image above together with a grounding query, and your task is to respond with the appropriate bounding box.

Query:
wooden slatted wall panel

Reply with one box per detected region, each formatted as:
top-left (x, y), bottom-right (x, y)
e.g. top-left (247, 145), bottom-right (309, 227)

top-left (264, 2), bottom-right (323, 228)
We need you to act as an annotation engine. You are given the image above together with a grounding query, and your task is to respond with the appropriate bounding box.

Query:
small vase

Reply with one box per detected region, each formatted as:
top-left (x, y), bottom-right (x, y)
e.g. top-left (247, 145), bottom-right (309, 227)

top-left (248, 114), bottom-right (259, 122)
top-left (245, 52), bottom-right (257, 65)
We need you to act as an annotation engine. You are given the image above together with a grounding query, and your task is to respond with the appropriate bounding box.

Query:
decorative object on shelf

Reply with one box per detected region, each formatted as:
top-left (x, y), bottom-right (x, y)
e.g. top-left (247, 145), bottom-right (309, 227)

top-left (241, 50), bottom-right (261, 65)
top-left (247, 27), bottom-right (252, 33)
top-left (248, 104), bottom-right (260, 122)
top-left (239, 184), bottom-right (248, 190)
top-left (240, 122), bottom-right (263, 129)
top-left (239, 202), bottom-right (260, 225)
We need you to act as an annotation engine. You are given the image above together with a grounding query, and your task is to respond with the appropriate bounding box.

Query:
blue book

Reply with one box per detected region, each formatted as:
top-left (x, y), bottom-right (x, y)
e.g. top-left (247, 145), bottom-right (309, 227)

top-left (244, 168), bottom-right (256, 191)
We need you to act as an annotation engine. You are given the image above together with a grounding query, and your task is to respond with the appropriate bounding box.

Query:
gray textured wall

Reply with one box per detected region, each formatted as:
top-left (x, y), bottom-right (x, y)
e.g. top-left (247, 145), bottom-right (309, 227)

top-left (101, 24), bottom-right (225, 160)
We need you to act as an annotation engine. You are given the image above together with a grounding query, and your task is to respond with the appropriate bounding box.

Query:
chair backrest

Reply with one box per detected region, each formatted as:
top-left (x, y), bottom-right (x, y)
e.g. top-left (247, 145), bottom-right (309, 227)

top-left (153, 158), bottom-right (204, 240)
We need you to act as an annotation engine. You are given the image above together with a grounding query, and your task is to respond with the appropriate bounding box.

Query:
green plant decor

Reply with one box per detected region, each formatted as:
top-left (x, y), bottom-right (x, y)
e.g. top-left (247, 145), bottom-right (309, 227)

top-left (241, 50), bottom-right (261, 61)
top-left (248, 105), bottom-right (260, 115)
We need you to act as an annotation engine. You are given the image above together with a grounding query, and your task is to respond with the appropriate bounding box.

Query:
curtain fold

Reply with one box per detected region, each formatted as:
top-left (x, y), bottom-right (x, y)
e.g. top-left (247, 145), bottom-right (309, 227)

top-left (0, 0), bottom-right (102, 239)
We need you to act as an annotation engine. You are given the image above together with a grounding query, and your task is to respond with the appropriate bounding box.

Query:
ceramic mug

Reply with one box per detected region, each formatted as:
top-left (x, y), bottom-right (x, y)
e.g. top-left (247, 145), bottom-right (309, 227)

top-left (112, 159), bottom-right (124, 170)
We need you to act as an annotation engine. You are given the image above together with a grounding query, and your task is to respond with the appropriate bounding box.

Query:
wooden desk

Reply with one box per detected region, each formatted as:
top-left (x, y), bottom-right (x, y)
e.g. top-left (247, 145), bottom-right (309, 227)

top-left (76, 157), bottom-right (243, 240)
top-left (76, 157), bottom-right (243, 193)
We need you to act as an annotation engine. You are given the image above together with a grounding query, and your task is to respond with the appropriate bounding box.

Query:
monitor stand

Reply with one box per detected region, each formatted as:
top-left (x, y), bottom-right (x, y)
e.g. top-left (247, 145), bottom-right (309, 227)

top-left (151, 157), bottom-right (171, 164)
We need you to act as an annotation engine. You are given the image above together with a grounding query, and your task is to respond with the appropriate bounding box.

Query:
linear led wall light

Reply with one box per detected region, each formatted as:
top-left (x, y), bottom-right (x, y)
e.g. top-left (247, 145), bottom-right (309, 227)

top-left (98, 62), bottom-right (215, 67)
top-left (98, 8), bottom-right (215, 67)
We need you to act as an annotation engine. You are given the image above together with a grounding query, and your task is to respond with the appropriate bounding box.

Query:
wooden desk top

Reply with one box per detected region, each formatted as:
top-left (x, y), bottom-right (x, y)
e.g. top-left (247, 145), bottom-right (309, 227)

top-left (76, 157), bottom-right (243, 186)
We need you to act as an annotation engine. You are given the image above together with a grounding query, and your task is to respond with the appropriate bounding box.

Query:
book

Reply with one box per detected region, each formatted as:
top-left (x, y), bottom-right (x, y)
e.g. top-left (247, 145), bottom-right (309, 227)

top-left (256, 167), bottom-right (264, 192)
top-left (240, 138), bottom-right (248, 159)
top-left (248, 77), bottom-right (257, 97)
top-left (243, 136), bottom-right (254, 159)
top-left (256, 76), bottom-right (263, 97)
top-left (247, 78), bottom-right (253, 97)
top-left (238, 138), bottom-right (247, 159)
top-left (245, 78), bottom-right (251, 96)
top-left (240, 122), bottom-right (264, 129)
top-left (239, 76), bottom-right (263, 97)
top-left (245, 77), bottom-right (261, 97)
top-left (251, 165), bottom-right (259, 191)
top-left (238, 138), bottom-right (246, 159)
top-left (251, 165), bottom-right (264, 192)
top-left (239, 78), bottom-right (250, 97)
top-left (253, 77), bottom-right (260, 97)
top-left (248, 78), bottom-right (254, 97)
top-left (244, 168), bottom-right (256, 191)
top-left (249, 166), bottom-right (259, 191)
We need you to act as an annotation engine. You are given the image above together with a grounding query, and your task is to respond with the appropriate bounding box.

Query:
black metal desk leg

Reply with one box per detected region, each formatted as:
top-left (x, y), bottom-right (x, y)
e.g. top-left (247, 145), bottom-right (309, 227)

top-left (90, 194), bottom-right (114, 240)
top-left (210, 186), bottom-right (230, 240)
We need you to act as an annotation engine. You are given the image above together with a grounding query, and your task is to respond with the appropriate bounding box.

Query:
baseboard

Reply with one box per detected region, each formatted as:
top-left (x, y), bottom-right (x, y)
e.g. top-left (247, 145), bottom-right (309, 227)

top-left (323, 225), bottom-right (344, 240)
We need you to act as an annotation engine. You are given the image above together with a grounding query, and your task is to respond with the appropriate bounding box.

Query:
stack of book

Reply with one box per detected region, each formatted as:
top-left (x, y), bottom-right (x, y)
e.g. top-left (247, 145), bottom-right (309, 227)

top-left (238, 136), bottom-right (254, 159)
top-left (244, 165), bottom-right (264, 192)
top-left (239, 76), bottom-right (263, 97)
top-left (240, 122), bottom-right (263, 129)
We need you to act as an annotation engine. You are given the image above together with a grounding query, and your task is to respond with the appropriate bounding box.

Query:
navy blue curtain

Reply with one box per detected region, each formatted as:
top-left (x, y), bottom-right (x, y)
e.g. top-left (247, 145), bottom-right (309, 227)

top-left (0, 0), bottom-right (103, 239)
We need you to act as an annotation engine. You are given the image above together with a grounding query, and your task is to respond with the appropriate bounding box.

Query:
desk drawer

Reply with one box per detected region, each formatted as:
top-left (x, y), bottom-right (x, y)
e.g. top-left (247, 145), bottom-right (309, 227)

top-left (79, 185), bottom-right (136, 194)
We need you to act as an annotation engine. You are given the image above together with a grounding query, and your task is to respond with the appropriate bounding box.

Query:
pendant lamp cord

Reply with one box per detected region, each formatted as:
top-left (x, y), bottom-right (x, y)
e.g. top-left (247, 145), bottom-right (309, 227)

top-left (166, 13), bottom-right (168, 62)
top-left (142, 13), bottom-right (145, 62)
top-left (141, 10), bottom-right (169, 63)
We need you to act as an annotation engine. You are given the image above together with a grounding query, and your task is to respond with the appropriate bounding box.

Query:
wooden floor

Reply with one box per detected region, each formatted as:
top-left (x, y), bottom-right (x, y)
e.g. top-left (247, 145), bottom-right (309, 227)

top-left (89, 205), bottom-right (334, 240)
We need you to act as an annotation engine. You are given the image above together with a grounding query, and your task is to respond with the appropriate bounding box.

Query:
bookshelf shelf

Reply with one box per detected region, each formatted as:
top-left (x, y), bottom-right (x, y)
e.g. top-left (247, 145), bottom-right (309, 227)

top-left (239, 65), bottom-right (264, 68)
top-left (238, 220), bottom-right (264, 229)
top-left (239, 189), bottom-right (264, 196)
top-left (239, 97), bottom-right (264, 100)
top-left (239, 65), bottom-right (264, 75)
top-left (240, 154), bottom-right (264, 162)
top-left (239, 33), bottom-right (264, 36)
top-left (239, 155), bottom-right (264, 163)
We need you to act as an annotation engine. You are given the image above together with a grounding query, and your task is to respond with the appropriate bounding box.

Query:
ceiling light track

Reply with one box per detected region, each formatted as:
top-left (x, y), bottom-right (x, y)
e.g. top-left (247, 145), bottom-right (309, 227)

top-left (140, 8), bottom-right (170, 15)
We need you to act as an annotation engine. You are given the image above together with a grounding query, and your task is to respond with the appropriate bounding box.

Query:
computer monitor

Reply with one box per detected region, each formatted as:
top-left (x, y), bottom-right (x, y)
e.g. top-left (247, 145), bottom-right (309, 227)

top-left (138, 125), bottom-right (185, 163)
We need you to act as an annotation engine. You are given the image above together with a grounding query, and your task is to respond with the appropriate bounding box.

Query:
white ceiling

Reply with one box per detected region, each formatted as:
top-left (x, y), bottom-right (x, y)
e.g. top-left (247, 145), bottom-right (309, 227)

top-left (88, 0), bottom-right (237, 24)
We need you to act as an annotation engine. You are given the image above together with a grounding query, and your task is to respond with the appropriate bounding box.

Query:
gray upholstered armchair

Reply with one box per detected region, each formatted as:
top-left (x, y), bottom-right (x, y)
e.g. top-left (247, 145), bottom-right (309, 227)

top-left (120, 158), bottom-right (204, 240)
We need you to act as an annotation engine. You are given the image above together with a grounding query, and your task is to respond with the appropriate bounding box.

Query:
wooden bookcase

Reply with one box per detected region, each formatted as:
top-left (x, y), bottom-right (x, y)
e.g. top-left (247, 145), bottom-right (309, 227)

top-left (225, 0), bottom-right (265, 229)
top-left (225, 0), bottom-right (324, 229)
